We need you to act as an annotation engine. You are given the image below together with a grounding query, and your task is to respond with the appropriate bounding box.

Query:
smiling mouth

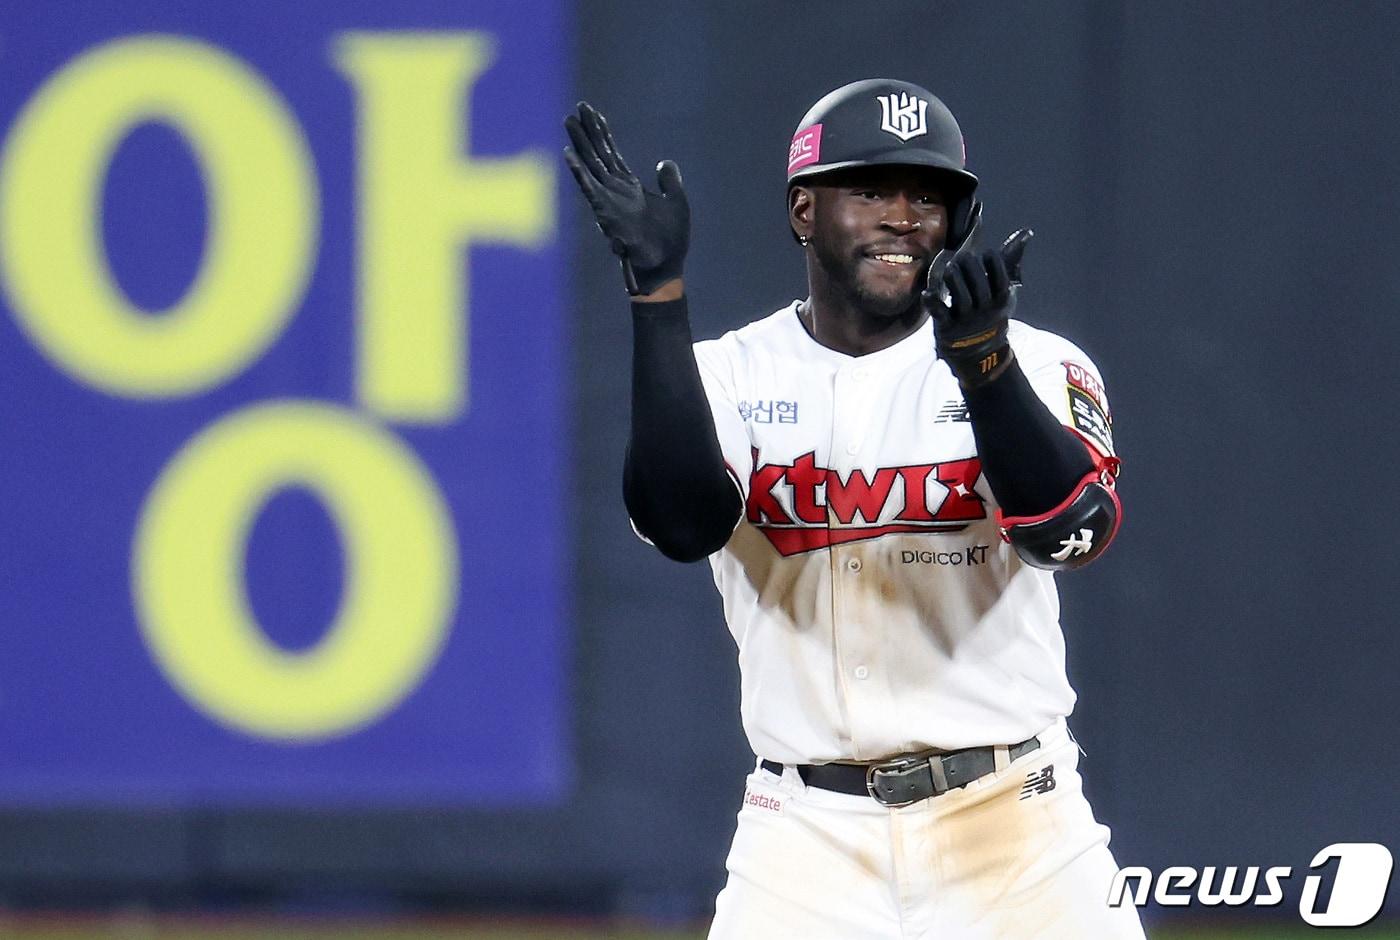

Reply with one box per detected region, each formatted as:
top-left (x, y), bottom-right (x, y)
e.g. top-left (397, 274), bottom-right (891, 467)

top-left (867, 252), bottom-right (920, 267)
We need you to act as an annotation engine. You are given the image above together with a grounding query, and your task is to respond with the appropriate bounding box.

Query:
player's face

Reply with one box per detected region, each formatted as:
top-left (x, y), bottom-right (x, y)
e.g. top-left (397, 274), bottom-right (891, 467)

top-left (804, 166), bottom-right (950, 319)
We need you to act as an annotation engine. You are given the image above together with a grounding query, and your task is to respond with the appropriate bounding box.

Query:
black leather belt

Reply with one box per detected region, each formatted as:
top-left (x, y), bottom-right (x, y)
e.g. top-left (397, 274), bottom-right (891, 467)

top-left (761, 736), bottom-right (1040, 807)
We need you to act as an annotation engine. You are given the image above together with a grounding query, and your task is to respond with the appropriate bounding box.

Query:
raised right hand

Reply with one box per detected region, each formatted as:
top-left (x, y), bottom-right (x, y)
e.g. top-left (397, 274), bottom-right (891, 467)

top-left (564, 101), bottom-right (690, 296)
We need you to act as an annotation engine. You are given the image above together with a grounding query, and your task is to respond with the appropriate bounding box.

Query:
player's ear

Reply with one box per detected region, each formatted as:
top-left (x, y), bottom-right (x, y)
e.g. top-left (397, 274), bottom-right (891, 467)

top-left (789, 186), bottom-right (814, 243)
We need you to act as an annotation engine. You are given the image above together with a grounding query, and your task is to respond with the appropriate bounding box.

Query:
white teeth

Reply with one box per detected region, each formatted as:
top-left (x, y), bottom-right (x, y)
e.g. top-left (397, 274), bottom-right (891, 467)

top-left (873, 253), bottom-right (915, 264)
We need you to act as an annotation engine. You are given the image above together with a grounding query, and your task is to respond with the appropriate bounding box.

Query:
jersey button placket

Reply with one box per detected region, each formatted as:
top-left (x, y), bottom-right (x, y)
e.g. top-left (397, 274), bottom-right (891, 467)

top-left (831, 361), bottom-right (881, 758)
top-left (829, 365), bottom-right (856, 753)
top-left (845, 365), bottom-right (867, 455)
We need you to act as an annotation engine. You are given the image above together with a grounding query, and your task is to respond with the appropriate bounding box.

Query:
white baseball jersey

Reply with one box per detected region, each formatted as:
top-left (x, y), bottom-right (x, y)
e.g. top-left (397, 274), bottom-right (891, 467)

top-left (688, 301), bottom-right (1116, 765)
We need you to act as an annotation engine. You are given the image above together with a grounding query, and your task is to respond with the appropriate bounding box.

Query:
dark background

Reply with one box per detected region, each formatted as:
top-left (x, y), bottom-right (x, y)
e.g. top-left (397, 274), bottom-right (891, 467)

top-left (3, 0), bottom-right (1397, 931)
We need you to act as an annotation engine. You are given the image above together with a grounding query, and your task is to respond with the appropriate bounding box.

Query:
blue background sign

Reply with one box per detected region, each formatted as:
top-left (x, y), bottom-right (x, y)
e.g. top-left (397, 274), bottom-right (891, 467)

top-left (0, 0), bottom-right (571, 805)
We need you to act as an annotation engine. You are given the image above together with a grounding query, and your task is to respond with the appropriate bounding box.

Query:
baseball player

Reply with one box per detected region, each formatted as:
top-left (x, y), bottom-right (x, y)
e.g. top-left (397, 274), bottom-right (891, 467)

top-left (565, 79), bottom-right (1144, 939)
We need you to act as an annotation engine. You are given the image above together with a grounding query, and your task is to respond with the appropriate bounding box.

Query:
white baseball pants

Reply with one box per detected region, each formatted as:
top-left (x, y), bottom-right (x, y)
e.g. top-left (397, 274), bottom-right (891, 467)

top-left (708, 721), bottom-right (1147, 939)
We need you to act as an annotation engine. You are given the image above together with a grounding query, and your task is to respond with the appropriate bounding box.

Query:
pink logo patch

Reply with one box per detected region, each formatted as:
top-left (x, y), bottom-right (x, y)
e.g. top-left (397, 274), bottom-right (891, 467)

top-left (787, 123), bottom-right (823, 175)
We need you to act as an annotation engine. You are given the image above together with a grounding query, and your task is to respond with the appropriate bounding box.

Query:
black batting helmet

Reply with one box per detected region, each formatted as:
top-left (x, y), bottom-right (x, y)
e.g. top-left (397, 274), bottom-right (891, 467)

top-left (786, 79), bottom-right (980, 248)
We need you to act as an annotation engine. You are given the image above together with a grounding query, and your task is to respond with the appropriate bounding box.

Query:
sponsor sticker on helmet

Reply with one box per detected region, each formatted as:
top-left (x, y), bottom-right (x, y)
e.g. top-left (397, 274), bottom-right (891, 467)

top-left (788, 124), bottom-right (822, 175)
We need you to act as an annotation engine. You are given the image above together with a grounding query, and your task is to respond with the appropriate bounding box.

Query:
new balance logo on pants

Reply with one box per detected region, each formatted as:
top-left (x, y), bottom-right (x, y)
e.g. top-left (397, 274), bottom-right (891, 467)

top-left (1020, 765), bottom-right (1056, 799)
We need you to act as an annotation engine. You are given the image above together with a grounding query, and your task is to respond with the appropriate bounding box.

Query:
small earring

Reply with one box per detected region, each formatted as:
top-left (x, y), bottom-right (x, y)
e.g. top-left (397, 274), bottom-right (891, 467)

top-left (799, 235), bottom-right (810, 246)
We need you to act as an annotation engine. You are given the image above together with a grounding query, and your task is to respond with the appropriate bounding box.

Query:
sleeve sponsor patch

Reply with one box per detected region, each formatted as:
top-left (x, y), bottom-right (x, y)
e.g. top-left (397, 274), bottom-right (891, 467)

top-left (1062, 361), bottom-right (1109, 417)
top-left (1068, 387), bottom-right (1114, 455)
top-left (1061, 360), bottom-right (1114, 455)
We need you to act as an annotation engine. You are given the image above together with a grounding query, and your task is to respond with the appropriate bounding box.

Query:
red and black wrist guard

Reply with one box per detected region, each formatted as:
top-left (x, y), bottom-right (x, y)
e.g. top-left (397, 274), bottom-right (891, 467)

top-left (996, 444), bottom-right (1121, 571)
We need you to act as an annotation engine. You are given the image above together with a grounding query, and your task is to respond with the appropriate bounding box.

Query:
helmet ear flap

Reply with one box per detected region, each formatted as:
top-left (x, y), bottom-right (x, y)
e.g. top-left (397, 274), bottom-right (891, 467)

top-left (945, 195), bottom-right (981, 252)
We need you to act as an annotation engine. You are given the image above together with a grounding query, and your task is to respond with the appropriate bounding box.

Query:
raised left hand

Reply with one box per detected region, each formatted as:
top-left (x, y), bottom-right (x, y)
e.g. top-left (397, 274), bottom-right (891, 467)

top-left (923, 227), bottom-right (1034, 388)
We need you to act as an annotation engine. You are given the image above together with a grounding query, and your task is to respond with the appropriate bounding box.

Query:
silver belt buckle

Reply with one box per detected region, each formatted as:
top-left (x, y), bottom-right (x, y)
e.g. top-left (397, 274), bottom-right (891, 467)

top-left (864, 755), bottom-right (930, 807)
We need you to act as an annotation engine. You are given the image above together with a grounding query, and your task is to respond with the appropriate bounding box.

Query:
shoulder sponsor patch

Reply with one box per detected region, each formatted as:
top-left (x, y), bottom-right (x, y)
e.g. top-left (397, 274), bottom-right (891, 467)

top-left (1068, 388), bottom-right (1114, 455)
top-left (1062, 361), bottom-right (1114, 455)
top-left (1063, 361), bottom-right (1109, 417)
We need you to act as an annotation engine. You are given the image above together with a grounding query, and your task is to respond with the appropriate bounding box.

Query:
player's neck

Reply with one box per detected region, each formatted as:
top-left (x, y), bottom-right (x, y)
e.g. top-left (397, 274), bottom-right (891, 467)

top-left (799, 289), bottom-right (928, 357)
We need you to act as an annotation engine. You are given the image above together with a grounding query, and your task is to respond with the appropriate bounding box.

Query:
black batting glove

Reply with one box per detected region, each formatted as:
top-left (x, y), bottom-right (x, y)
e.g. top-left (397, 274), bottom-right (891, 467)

top-left (563, 102), bottom-right (689, 296)
top-left (924, 226), bottom-right (1034, 388)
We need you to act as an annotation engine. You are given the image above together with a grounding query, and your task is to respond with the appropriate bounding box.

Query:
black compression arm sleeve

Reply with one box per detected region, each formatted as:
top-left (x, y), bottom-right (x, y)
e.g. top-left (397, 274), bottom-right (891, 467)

top-left (960, 361), bottom-right (1094, 517)
top-left (623, 296), bottom-right (743, 561)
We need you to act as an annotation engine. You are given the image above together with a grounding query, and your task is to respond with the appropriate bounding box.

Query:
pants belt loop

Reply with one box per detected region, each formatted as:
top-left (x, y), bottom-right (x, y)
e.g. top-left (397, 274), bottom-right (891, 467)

top-left (787, 764), bottom-right (807, 790)
top-left (927, 755), bottom-right (950, 792)
top-left (993, 744), bottom-right (1010, 773)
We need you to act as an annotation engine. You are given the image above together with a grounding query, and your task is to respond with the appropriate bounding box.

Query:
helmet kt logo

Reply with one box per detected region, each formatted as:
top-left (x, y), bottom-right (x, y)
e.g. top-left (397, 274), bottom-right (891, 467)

top-left (877, 92), bottom-right (928, 142)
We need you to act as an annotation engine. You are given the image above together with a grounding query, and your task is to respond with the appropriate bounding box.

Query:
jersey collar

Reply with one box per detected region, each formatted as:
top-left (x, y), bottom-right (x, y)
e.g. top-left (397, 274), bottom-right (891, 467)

top-left (784, 300), bottom-right (935, 370)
